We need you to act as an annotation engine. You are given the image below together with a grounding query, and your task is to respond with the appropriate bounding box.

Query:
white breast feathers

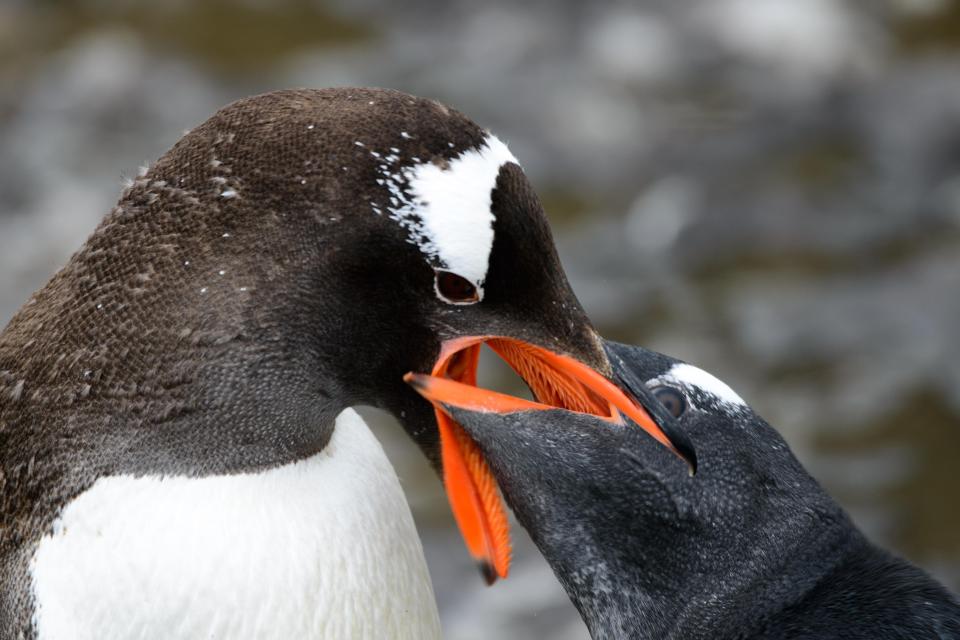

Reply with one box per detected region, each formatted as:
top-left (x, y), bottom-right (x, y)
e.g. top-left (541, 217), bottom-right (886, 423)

top-left (30, 408), bottom-right (441, 640)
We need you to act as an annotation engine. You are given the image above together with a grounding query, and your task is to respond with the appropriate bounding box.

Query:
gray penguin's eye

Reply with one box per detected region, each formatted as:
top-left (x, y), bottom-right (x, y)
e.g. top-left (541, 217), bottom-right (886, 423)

top-left (652, 386), bottom-right (687, 418)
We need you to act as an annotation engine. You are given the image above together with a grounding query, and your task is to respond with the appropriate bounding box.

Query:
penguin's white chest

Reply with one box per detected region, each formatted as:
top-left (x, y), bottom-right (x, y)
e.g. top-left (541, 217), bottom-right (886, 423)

top-left (29, 409), bottom-right (441, 640)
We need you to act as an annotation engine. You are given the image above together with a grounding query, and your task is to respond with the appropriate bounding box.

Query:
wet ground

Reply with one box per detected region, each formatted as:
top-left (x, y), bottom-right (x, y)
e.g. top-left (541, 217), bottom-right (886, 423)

top-left (1, 1), bottom-right (958, 636)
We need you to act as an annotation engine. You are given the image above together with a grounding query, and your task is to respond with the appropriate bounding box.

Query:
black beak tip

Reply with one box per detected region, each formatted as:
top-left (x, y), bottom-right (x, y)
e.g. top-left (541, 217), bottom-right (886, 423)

top-left (603, 345), bottom-right (699, 474)
top-left (478, 560), bottom-right (498, 586)
top-left (669, 426), bottom-right (698, 475)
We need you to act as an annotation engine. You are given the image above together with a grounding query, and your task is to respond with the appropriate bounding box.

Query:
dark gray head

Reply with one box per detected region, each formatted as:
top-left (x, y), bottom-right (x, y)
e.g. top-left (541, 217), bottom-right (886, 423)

top-left (431, 340), bottom-right (858, 638)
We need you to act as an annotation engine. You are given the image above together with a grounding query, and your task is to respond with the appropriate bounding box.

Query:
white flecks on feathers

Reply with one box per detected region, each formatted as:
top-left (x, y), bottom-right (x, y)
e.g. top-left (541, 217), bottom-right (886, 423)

top-left (373, 134), bottom-right (518, 298)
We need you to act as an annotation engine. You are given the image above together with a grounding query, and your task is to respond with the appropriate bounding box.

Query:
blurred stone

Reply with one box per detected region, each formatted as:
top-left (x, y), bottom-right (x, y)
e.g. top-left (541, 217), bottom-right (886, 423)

top-left (2, 1), bottom-right (959, 635)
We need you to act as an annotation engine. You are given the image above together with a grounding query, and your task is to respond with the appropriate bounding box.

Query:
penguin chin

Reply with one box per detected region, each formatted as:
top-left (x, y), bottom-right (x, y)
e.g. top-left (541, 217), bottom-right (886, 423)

top-left (404, 336), bottom-right (683, 585)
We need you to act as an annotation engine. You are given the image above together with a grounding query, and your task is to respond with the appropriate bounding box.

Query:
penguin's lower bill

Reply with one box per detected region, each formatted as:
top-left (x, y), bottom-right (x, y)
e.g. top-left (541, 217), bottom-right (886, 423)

top-left (404, 336), bottom-right (679, 585)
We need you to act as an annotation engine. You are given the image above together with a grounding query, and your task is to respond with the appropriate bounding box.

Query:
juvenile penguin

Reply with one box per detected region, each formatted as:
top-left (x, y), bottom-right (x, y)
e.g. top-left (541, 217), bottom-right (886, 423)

top-left (409, 340), bottom-right (960, 639)
top-left (0, 89), bottom-right (693, 639)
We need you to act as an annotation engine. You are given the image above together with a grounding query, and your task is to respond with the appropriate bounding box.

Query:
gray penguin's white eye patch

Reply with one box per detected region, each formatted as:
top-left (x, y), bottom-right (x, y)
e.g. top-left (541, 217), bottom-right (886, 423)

top-left (648, 363), bottom-right (746, 411)
top-left (375, 134), bottom-right (518, 303)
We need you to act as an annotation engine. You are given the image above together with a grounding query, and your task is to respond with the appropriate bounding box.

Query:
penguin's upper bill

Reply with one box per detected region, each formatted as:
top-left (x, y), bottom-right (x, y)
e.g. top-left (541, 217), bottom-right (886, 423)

top-left (406, 336), bottom-right (696, 582)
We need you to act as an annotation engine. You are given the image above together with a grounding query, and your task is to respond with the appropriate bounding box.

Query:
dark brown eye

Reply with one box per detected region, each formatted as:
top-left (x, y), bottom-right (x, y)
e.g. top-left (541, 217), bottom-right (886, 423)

top-left (652, 386), bottom-right (687, 418)
top-left (435, 270), bottom-right (480, 304)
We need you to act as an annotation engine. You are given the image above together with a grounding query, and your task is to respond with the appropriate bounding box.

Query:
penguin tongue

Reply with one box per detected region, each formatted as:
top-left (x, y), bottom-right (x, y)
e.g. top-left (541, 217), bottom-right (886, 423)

top-left (405, 336), bottom-right (678, 585)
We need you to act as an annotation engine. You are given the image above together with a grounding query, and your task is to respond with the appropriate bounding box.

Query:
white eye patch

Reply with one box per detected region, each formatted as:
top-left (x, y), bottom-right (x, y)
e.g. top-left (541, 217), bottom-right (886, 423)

top-left (375, 134), bottom-right (518, 299)
top-left (650, 363), bottom-right (746, 410)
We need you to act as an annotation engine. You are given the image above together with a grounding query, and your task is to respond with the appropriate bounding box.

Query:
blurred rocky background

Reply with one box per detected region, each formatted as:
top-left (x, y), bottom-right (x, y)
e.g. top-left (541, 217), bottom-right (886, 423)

top-left (2, 0), bottom-right (959, 636)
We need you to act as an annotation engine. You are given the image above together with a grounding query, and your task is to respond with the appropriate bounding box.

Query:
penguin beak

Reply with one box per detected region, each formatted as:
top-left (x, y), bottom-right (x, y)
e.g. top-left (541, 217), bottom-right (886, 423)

top-left (404, 336), bottom-right (694, 585)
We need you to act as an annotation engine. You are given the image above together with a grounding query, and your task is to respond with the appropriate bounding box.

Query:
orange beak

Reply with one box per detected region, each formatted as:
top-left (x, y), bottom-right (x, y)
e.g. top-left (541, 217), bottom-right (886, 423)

top-left (403, 336), bottom-right (685, 585)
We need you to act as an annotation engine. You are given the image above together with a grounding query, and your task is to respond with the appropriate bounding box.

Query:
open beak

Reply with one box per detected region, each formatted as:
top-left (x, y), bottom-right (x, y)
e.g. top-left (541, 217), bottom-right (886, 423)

top-left (403, 335), bottom-right (694, 585)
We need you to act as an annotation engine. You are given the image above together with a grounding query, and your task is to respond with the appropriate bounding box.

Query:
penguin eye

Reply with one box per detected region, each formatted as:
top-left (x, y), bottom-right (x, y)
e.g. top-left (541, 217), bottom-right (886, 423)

top-left (435, 270), bottom-right (480, 305)
top-left (652, 386), bottom-right (687, 418)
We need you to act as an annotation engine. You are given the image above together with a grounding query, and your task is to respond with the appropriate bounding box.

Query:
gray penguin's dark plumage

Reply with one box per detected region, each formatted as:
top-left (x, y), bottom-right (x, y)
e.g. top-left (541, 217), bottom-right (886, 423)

top-left (445, 340), bottom-right (960, 639)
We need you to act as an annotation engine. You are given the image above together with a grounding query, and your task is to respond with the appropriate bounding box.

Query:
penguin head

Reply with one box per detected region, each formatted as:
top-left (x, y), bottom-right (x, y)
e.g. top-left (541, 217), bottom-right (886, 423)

top-left (410, 338), bottom-right (846, 611)
top-left (59, 88), bottom-right (617, 461)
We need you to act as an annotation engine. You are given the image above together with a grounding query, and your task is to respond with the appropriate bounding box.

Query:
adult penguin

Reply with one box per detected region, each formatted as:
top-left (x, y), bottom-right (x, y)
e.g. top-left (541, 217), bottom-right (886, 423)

top-left (0, 89), bottom-right (693, 639)
top-left (410, 339), bottom-right (960, 639)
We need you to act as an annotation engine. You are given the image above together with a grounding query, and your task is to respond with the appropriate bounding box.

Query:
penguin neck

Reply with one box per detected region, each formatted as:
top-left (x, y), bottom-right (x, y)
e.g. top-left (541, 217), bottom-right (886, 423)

top-left (0, 199), bottom-right (427, 478)
top-left (546, 504), bottom-right (861, 639)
